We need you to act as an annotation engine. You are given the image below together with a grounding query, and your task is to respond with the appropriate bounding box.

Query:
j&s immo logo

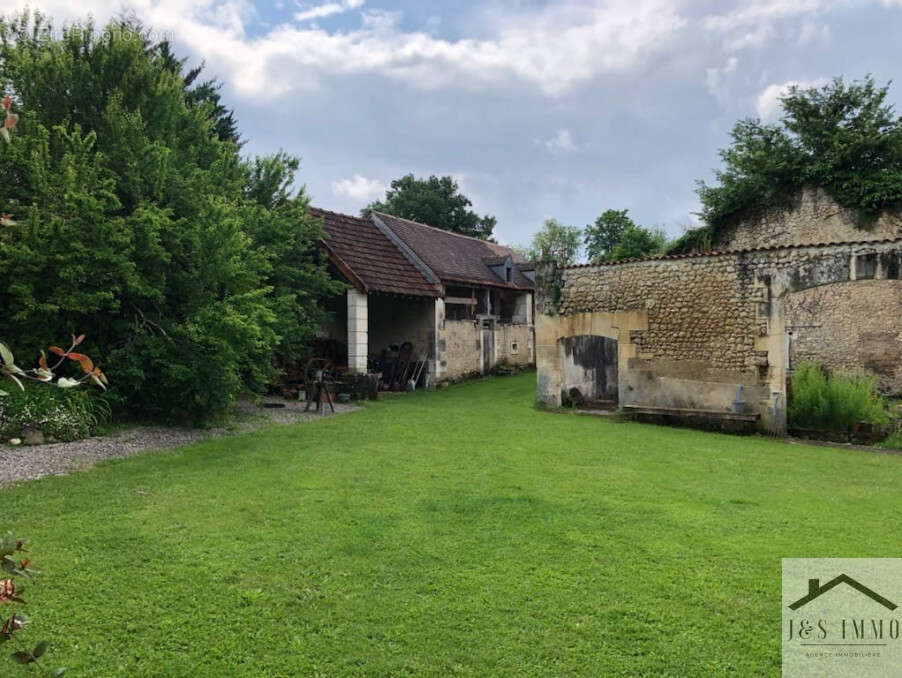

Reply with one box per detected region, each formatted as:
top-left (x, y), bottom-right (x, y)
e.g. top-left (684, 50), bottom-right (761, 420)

top-left (783, 559), bottom-right (902, 677)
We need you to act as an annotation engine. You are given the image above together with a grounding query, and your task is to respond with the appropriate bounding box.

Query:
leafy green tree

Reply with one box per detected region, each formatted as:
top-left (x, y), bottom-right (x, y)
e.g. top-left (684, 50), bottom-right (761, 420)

top-left (366, 174), bottom-right (496, 240)
top-left (584, 209), bottom-right (634, 262)
top-left (584, 209), bottom-right (668, 262)
top-left (520, 218), bottom-right (582, 266)
top-left (678, 76), bottom-right (902, 252)
top-left (607, 224), bottom-right (669, 261)
top-left (242, 152), bottom-right (343, 364)
top-left (781, 77), bottom-right (902, 214)
top-left (154, 39), bottom-right (241, 145)
top-left (0, 13), bottom-right (334, 421)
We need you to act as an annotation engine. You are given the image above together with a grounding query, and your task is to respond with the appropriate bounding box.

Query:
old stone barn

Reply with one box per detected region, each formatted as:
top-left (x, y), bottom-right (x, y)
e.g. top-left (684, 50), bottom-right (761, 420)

top-left (311, 207), bottom-right (535, 385)
top-left (536, 187), bottom-right (902, 434)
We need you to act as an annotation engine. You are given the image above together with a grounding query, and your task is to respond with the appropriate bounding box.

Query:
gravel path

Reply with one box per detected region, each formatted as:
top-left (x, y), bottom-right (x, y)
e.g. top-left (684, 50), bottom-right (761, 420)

top-left (0, 396), bottom-right (358, 489)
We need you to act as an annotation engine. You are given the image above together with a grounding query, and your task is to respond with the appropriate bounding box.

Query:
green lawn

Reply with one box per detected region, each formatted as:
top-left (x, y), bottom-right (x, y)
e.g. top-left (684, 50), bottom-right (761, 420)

top-left (4, 373), bottom-right (902, 676)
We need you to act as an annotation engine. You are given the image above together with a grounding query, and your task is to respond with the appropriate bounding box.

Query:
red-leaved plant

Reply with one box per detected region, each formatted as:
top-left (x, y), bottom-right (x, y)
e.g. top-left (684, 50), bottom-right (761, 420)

top-left (1, 533), bottom-right (65, 675)
top-left (0, 334), bottom-right (108, 396)
top-left (0, 93), bottom-right (18, 144)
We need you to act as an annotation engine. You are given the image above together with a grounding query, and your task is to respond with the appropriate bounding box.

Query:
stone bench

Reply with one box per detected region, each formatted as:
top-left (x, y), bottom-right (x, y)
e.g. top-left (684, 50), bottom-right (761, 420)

top-left (621, 404), bottom-right (760, 422)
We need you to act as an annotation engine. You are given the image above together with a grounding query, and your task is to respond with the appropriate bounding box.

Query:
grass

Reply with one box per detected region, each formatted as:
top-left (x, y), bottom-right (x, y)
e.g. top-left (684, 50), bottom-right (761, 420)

top-left (4, 373), bottom-right (902, 676)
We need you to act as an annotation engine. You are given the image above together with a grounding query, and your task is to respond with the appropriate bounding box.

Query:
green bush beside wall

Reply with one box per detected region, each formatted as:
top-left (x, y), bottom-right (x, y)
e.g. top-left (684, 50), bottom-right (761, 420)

top-left (788, 362), bottom-right (889, 430)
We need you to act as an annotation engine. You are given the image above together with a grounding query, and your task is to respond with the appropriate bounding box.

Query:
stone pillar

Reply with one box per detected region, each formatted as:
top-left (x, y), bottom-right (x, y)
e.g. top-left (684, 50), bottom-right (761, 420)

top-left (762, 297), bottom-right (789, 435)
top-left (431, 297), bottom-right (445, 384)
top-left (755, 277), bottom-right (789, 435)
top-left (535, 314), bottom-right (563, 408)
top-left (347, 289), bottom-right (368, 374)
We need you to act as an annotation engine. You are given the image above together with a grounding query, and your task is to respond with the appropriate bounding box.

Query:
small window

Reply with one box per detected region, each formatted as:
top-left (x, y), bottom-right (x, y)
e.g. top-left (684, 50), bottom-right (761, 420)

top-left (510, 341), bottom-right (519, 354)
top-left (505, 265), bottom-right (512, 282)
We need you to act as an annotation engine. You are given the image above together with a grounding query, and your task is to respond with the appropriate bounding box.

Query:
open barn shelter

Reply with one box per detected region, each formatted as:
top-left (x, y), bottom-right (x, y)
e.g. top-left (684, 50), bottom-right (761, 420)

top-left (311, 208), bottom-right (535, 387)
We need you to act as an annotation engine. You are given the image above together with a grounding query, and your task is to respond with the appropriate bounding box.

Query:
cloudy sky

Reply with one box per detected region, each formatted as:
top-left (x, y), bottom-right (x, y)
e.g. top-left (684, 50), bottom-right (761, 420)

top-left (9, 0), bottom-right (902, 246)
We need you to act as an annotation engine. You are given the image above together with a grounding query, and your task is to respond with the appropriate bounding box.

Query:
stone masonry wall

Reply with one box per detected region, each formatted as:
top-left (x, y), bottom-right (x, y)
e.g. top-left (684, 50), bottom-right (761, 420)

top-left (539, 239), bottom-right (902, 430)
top-left (785, 280), bottom-right (902, 393)
top-left (560, 255), bottom-right (757, 371)
top-left (559, 242), bottom-right (902, 371)
top-left (497, 323), bottom-right (534, 367)
top-left (712, 185), bottom-right (902, 251)
top-left (440, 319), bottom-right (534, 379)
top-left (441, 319), bottom-right (481, 378)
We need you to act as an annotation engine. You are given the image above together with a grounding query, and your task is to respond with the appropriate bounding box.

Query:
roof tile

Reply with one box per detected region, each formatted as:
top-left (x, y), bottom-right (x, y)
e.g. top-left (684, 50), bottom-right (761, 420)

top-left (373, 212), bottom-right (534, 290)
top-left (311, 207), bottom-right (441, 297)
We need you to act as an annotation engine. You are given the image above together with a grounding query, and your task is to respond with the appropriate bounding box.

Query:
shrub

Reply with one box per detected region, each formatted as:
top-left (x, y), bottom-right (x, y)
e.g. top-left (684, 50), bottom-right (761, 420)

top-left (0, 383), bottom-right (109, 442)
top-left (0, 14), bottom-right (338, 423)
top-left (788, 362), bottom-right (889, 430)
top-left (1, 335), bottom-right (109, 442)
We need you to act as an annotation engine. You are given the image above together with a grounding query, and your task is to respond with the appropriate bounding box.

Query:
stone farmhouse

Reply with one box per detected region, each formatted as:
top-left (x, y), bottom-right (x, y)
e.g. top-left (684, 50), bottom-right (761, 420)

top-left (311, 207), bottom-right (535, 383)
top-left (536, 186), bottom-right (902, 434)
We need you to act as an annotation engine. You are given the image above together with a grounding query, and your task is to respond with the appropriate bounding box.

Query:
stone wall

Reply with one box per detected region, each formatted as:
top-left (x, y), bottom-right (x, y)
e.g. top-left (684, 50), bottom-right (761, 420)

top-left (712, 185), bottom-right (902, 251)
top-left (558, 253), bottom-right (757, 371)
top-left (496, 323), bottom-right (534, 368)
top-left (785, 280), bottom-right (902, 393)
top-left (438, 319), bottom-right (534, 380)
top-left (441, 319), bottom-right (481, 377)
top-left (537, 239), bottom-right (902, 432)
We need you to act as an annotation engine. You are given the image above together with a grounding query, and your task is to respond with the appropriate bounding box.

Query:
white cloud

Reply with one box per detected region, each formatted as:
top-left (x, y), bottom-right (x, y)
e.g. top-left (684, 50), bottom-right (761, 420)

top-left (756, 78), bottom-right (829, 120)
top-left (543, 129), bottom-right (577, 154)
top-left (705, 0), bottom-right (831, 35)
top-left (12, 0), bottom-right (901, 103)
top-left (331, 174), bottom-right (387, 202)
top-left (703, 0), bottom-right (898, 53)
top-left (294, 0), bottom-right (364, 23)
top-left (798, 19), bottom-right (832, 45)
top-left (13, 0), bottom-right (687, 98)
top-left (705, 56), bottom-right (739, 104)
top-left (704, 0), bottom-right (849, 51)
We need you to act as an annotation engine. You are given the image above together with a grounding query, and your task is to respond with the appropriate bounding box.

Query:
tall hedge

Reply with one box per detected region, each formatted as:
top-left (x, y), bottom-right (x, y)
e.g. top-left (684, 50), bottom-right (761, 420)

top-left (0, 13), bottom-right (339, 421)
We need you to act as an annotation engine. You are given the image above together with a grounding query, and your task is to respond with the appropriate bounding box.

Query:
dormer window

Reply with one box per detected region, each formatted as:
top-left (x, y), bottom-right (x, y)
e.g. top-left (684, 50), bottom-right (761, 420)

top-left (484, 254), bottom-right (516, 284)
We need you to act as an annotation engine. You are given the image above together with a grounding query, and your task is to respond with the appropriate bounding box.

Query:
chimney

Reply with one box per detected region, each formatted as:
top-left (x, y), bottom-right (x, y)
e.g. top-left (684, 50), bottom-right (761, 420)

top-left (809, 579), bottom-right (820, 596)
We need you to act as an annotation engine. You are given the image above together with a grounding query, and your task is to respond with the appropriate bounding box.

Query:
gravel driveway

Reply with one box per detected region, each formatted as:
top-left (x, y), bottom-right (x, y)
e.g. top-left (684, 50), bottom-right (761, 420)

top-left (0, 396), bottom-right (358, 489)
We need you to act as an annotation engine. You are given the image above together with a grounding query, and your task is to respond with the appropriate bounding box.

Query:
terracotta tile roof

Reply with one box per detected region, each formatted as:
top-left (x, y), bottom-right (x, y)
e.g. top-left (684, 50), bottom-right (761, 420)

top-left (310, 207), bottom-right (441, 297)
top-left (373, 212), bottom-right (534, 290)
top-left (563, 237), bottom-right (902, 269)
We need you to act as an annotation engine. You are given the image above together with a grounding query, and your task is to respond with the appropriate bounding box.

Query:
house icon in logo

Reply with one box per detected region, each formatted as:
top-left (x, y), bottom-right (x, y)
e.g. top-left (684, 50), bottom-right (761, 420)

top-left (789, 574), bottom-right (898, 611)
